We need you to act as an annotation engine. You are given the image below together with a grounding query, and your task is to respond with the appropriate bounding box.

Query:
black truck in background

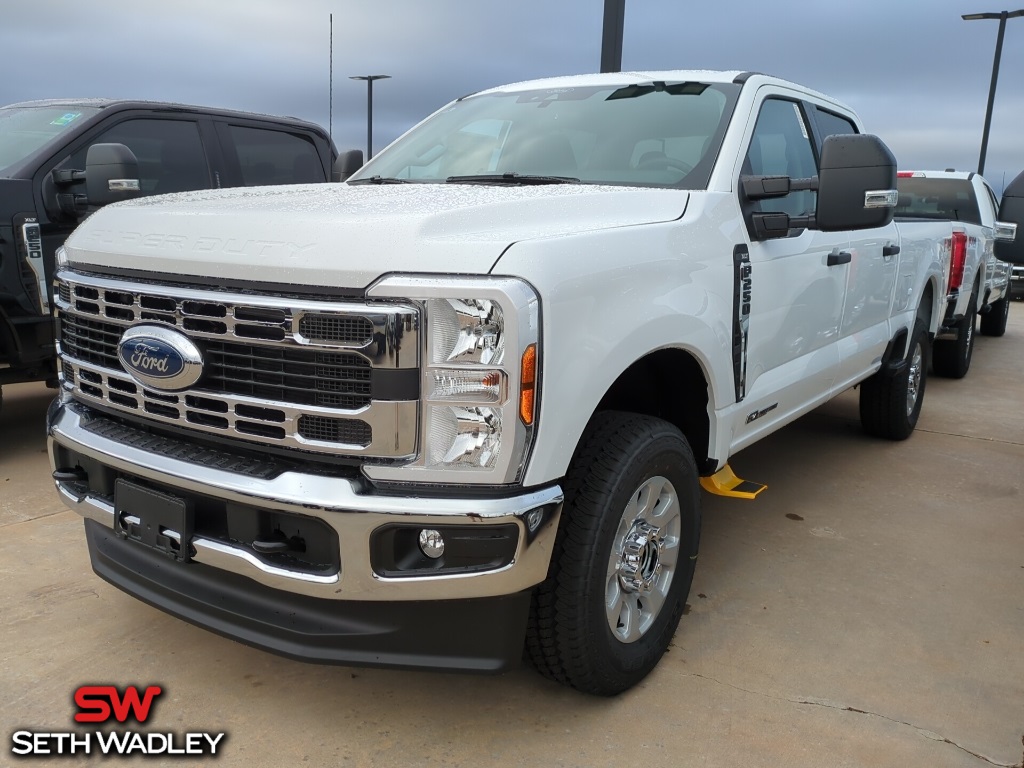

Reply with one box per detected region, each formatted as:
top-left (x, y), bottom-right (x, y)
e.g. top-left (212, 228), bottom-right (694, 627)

top-left (0, 99), bottom-right (337, 411)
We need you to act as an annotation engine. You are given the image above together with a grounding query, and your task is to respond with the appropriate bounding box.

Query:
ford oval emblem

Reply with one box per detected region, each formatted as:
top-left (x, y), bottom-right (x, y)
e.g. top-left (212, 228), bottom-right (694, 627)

top-left (117, 325), bottom-right (203, 391)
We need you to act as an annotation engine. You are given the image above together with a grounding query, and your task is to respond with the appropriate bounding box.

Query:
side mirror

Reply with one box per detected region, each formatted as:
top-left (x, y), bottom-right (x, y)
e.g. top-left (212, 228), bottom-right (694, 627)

top-left (816, 134), bottom-right (897, 232)
top-left (85, 143), bottom-right (142, 206)
top-left (995, 170), bottom-right (1024, 265)
top-left (333, 149), bottom-right (364, 182)
top-left (742, 134), bottom-right (897, 240)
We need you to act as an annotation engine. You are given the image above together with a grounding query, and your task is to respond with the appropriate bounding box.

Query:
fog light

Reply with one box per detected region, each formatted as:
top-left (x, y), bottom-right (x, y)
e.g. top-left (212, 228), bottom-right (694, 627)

top-left (526, 508), bottom-right (544, 532)
top-left (418, 529), bottom-right (445, 559)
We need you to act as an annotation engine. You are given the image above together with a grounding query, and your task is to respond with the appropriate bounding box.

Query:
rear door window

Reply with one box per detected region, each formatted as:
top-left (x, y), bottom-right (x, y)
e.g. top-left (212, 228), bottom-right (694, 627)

top-left (225, 126), bottom-right (324, 186)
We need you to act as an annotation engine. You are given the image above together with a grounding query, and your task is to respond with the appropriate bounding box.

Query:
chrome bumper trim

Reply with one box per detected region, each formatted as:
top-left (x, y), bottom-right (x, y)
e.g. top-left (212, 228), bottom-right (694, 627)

top-left (49, 401), bottom-right (562, 601)
top-left (55, 483), bottom-right (339, 587)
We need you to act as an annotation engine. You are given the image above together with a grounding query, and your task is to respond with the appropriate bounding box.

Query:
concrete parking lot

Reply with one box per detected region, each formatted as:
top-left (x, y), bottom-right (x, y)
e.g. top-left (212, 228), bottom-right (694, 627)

top-left (2, 311), bottom-right (1023, 768)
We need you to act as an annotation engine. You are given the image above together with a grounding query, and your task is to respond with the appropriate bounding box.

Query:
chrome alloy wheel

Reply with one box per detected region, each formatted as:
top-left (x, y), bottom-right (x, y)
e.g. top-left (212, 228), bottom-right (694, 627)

top-left (906, 340), bottom-right (924, 417)
top-left (606, 475), bottom-right (682, 643)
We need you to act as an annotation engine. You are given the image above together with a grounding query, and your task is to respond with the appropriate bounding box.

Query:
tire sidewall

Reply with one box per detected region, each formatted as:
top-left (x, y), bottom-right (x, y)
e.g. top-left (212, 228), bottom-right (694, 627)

top-left (902, 320), bottom-right (929, 432)
top-left (962, 296), bottom-right (976, 368)
top-left (577, 429), bottom-right (700, 684)
top-left (981, 295), bottom-right (1009, 337)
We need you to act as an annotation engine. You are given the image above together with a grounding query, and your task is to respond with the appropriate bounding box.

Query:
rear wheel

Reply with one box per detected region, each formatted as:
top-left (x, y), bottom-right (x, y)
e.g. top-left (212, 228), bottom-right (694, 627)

top-left (525, 412), bottom-right (701, 695)
top-left (979, 294), bottom-right (1010, 337)
top-left (932, 293), bottom-right (976, 378)
top-left (860, 318), bottom-right (929, 440)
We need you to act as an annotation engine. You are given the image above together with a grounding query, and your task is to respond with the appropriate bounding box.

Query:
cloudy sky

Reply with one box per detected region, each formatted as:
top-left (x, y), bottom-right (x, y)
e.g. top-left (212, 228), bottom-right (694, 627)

top-left (4, 0), bottom-right (1023, 191)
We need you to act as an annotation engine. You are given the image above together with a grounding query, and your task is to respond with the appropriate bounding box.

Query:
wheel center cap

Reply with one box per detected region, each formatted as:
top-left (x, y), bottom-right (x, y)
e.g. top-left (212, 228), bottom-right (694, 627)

top-left (618, 520), bottom-right (662, 593)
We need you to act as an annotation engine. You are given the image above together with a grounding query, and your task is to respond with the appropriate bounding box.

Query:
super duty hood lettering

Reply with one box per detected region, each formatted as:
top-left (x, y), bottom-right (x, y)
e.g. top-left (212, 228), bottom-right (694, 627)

top-left (79, 231), bottom-right (316, 258)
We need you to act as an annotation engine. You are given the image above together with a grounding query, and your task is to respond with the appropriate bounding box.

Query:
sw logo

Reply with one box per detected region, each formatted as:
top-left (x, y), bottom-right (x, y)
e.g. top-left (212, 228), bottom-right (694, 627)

top-left (10, 683), bottom-right (225, 758)
top-left (73, 684), bottom-right (163, 723)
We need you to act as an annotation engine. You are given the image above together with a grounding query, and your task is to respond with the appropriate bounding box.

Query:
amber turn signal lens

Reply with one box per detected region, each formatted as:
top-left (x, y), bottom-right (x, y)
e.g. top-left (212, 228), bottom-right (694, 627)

top-left (519, 343), bottom-right (537, 425)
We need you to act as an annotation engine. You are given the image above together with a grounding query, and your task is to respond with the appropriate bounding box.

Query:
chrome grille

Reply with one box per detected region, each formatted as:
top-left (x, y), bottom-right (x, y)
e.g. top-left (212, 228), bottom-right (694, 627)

top-left (58, 273), bottom-right (417, 361)
top-left (60, 313), bottom-right (121, 368)
top-left (61, 358), bottom-right (376, 450)
top-left (299, 314), bottom-right (374, 345)
top-left (298, 415), bottom-right (373, 445)
top-left (55, 270), bottom-right (419, 458)
top-left (202, 342), bottom-right (371, 409)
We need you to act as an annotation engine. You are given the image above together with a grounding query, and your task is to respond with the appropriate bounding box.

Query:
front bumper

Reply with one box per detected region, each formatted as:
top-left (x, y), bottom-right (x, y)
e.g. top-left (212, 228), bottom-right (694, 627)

top-left (48, 399), bottom-right (562, 603)
top-left (83, 519), bottom-right (532, 672)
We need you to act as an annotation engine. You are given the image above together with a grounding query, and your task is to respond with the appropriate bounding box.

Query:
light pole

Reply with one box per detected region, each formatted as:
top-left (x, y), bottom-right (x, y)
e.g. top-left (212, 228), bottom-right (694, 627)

top-left (601, 0), bottom-right (625, 73)
top-left (349, 74), bottom-right (390, 159)
top-left (962, 9), bottom-right (1024, 175)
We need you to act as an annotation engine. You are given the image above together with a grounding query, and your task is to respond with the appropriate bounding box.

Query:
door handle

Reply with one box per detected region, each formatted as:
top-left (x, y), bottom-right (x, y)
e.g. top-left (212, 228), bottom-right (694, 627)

top-left (827, 250), bottom-right (852, 267)
top-left (882, 244), bottom-right (900, 258)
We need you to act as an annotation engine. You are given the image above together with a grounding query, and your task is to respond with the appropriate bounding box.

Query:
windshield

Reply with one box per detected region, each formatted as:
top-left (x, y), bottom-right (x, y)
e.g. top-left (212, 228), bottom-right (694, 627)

top-left (0, 105), bottom-right (101, 175)
top-left (353, 81), bottom-right (740, 189)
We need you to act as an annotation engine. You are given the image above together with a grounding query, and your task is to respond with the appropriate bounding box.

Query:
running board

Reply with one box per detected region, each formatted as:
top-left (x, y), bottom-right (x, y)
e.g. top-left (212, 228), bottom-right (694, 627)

top-left (700, 465), bottom-right (767, 499)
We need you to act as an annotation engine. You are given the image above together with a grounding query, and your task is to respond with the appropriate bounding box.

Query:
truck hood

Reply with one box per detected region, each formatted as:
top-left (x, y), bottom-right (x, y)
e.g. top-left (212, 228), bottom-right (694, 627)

top-left (64, 183), bottom-right (688, 289)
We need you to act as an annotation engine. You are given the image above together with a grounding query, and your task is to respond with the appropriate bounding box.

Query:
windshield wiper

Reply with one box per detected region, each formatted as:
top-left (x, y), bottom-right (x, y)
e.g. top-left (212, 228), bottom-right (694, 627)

top-left (445, 173), bottom-right (579, 185)
top-left (347, 176), bottom-right (410, 185)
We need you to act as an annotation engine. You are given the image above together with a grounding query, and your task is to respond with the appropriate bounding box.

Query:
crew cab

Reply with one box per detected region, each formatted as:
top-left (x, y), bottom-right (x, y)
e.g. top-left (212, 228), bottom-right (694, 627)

top-left (0, 98), bottom-right (335, 413)
top-left (895, 170), bottom-right (1017, 377)
top-left (50, 71), bottom-right (1018, 695)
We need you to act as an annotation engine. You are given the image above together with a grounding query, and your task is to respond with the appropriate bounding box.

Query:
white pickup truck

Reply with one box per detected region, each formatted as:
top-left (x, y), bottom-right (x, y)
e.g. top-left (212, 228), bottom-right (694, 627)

top-left (49, 71), bottom-right (1021, 695)
top-left (895, 171), bottom-right (1017, 377)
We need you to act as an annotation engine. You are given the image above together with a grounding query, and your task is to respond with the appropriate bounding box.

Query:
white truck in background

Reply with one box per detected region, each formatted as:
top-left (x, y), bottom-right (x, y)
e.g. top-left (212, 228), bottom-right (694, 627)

top-left (45, 71), bottom-right (1024, 695)
top-left (895, 171), bottom-right (1017, 378)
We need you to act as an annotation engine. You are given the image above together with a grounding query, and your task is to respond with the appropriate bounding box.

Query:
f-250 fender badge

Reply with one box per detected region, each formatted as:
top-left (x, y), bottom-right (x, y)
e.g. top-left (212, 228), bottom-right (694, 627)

top-left (732, 244), bottom-right (752, 402)
top-left (745, 403), bottom-right (778, 424)
top-left (118, 325), bottom-right (204, 391)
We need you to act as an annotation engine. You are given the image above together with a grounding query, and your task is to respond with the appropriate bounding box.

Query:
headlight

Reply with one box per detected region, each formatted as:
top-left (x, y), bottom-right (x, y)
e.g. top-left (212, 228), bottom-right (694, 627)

top-left (429, 298), bottom-right (505, 365)
top-left (55, 246), bottom-right (70, 269)
top-left (365, 275), bottom-right (540, 484)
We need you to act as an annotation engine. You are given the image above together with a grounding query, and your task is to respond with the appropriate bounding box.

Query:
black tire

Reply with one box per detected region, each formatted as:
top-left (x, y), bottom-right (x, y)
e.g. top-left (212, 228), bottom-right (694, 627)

top-left (860, 319), bottom-right (929, 440)
top-left (932, 293), bottom-right (976, 378)
top-left (525, 411), bottom-right (701, 695)
top-left (979, 294), bottom-right (1010, 337)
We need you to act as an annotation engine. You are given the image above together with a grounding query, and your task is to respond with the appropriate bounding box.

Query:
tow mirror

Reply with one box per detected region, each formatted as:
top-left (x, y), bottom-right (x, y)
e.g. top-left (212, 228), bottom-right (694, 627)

top-left (743, 134), bottom-right (897, 240)
top-left (333, 149), bottom-right (364, 182)
top-left (995, 170), bottom-right (1024, 264)
top-left (816, 134), bottom-right (897, 232)
top-left (85, 143), bottom-right (141, 206)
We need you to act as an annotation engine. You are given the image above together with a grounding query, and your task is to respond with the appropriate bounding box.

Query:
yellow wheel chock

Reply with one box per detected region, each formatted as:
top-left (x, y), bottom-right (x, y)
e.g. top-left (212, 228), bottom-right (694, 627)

top-left (699, 464), bottom-right (767, 499)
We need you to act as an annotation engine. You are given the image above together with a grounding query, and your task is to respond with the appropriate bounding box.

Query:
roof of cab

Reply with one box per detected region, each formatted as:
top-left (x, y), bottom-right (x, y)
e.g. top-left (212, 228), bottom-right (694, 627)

top-left (465, 70), bottom-right (853, 114)
top-left (2, 98), bottom-right (327, 135)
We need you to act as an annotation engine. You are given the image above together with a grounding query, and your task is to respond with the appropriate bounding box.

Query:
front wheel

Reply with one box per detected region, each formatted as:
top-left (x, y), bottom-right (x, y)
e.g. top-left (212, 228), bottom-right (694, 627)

top-left (860, 319), bottom-right (929, 440)
top-left (525, 412), bottom-right (701, 695)
top-left (979, 294), bottom-right (1010, 337)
